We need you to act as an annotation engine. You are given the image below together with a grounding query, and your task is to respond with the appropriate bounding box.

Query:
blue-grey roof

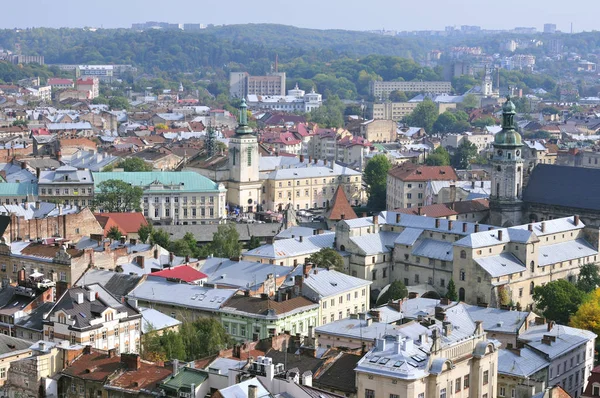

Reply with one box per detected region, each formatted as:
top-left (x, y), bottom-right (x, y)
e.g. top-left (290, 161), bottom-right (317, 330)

top-left (498, 347), bottom-right (549, 377)
top-left (463, 304), bottom-right (530, 335)
top-left (302, 268), bottom-right (371, 299)
top-left (206, 357), bottom-right (246, 374)
top-left (523, 164), bottom-right (600, 212)
top-left (127, 276), bottom-right (238, 312)
top-left (538, 239), bottom-right (598, 266)
top-left (350, 232), bottom-right (399, 255)
top-left (275, 226), bottom-right (317, 240)
top-left (264, 163), bottom-right (360, 180)
top-left (378, 212), bottom-right (492, 235)
top-left (139, 307), bottom-right (181, 333)
top-left (411, 239), bottom-right (453, 261)
top-left (47, 122), bottom-right (92, 130)
top-left (38, 166), bottom-right (93, 185)
top-left (520, 324), bottom-right (597, 360)
top-left (243, 232), bottom-right (334, 259)
top-left (0, 202), bottom-right (79, 219)
top-left (199, 257), bottom-right (294, 290)
top-left (394, 227), bottom-right (423, 246)
top-left (92, 171), bottom-right (223, 193)
top-left (316, 318), bottom-right (400, 341)
top-left (475, 253), bottom-right (525, 277)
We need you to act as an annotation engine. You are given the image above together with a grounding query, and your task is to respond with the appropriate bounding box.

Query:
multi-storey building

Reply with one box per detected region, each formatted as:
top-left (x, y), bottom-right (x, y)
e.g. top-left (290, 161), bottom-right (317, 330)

top-left (386, 164), bottom-right (458, 210)
top-left (230, 72), bottom-right (286, 98)
top-left (359, 119), bottom-right (396, 143)
top-left (75, 78), bottom-right (99, 99)
top-left (441, 133), bottom-right (494, 153)
top-left (38, 166), bottom-right (94, 207)
top-left (92, 171), bottom-right (226, 225)
top-left (43, 284), bottom-right (142, 354)
top-left (372, 102), bottom-right (420, 121)
top-left (355, 304), bottom-right (498, 398)
top-left (369, 81), bottom-right (452, 99)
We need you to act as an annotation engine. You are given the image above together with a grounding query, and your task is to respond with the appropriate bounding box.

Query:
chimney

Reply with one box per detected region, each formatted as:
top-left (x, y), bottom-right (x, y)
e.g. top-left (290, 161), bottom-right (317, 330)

top-left (38, 342), bottom-right (46, 352)
top-left (137, 255), bottom-right (145, 269)
top-left (248, 385), bottom-right (258, 398)
top-left (108, 348), bottom-right (117, 358)
top-left (83, 345), bottom-right (92, 355)
top-left (448, 220), bottom-right (453, 231)
top-left (548, 321), bottom-right (555, 332)
top-left (76, 292), bottom-right (84, 304)
top-left (294, 275), bottom-right (304, 291)
top-left (340, 214), bottom-right (345, 220)
top-left (396, 213), bottom-right (401, 223)
top-left (528, 224), bottom-right (533, 231)
top-left (299, 235), bottom-right (304, 242)
top-left (130, 238), bottom-right (137, 245)
top-left (362, 212), bottom-right (367, 218)
top-left (435, 219), bottom-right (440, 228)
top-left (303, 263), bottom-right (311, 278)
top-left (574, 215), bottom-right (580, 226)
top-left (169, 252), bottom-right (174, 265)
top-left (121, 353), bottom-right (141, 370)
top-left (498, 230), bottom-right (503, 241)
top-left (474, 223), bottom-right (480, 232)
top-left (462, 222), bottom-right (467, 233)
top-left (417, 207), bottom-right (422, 216)
top-left (88, 290), bottom-right (95, 302)
top-left (153, 249), bottom-right (159, 259)
top-left (301, 371), bottom-right (313, 387)
top-left (299, 154), bottom-right (305, 163)
top-left (36, 167), bottom-right (40, 179)
top-left (20, 161), bottom-right (26, 169)
top-left (172, 359), bottom-right (179, 376)
top-left (541, 222), bottom-right (546, 233)
top-left (373, 215), bottom-right (378, 225)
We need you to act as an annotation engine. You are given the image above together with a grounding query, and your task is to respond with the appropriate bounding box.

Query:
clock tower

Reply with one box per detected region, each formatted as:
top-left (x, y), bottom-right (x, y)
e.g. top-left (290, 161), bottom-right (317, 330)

top-left (489, 96), bottom-right (524, 227)
top-left (227, 99), bottom-right (262, 213)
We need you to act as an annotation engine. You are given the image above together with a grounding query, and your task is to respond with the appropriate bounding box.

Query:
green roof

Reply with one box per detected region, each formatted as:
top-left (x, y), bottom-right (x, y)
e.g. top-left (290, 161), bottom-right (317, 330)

top-left (0, 182), bottom-right (38, 196)
top-left (92, 172), bottom-right (223, 193)
top-left (160, 368), bottom-right (208, 392)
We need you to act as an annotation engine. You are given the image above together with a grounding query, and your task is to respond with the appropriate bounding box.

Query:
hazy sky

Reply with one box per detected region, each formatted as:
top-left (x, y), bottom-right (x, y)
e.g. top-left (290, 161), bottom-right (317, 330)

top-left (1, 0), bottom-right (597, 32)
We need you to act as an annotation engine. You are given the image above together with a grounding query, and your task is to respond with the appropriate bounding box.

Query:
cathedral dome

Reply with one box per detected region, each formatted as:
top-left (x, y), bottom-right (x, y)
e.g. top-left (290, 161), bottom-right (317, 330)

top-left (494, 95), bottom-right (522, 147)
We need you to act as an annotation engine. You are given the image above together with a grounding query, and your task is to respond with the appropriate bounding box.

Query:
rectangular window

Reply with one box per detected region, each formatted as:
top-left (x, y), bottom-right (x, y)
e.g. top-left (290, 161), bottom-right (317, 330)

top-left (365, 389), bottom-right (375, 398)
top-left (440, 388), bottom-right (446, 398)
top-left (455, 378), bottom-right (461, 392)
top-left (483, 370), bottom-right (489, 385)
top-left (247, 147), bottom-right (252, 166)
top-left (499, 387), bottom-right (506, 397)
top-left (464, 374), bottom-right (469, 389)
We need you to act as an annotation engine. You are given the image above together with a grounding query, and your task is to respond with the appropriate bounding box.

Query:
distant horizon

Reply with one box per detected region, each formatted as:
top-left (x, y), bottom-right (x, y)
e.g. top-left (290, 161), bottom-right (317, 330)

top-left (0, 0), bottom-right (597, 33)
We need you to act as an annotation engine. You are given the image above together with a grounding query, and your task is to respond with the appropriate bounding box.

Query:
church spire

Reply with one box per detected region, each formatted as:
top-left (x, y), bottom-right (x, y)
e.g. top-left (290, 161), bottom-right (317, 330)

top-left (235, 98), bottom-right (253, 135)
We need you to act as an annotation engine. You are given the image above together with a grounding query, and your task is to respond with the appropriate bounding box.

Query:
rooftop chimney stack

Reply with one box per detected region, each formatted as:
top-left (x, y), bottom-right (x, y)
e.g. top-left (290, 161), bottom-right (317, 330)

top-left (498, 230), bottom-right (503, 241)
top-left (574, 215), bottom-right (580, 226)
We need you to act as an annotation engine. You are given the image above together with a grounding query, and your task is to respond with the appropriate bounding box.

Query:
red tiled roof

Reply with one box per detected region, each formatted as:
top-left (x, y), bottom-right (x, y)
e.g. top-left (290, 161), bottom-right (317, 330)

top-left (325, 186), bottom-right (358, 221)
top-left (59, 138), bottom-right (97, 149)
top-left (62, 350), bottom-right (122, 382)
top-left (151, 266), bottom-right (207, 282)
top-left (388, 164), bottom-right (458, 182)
top-left (94, 212), bottom-right (148, 235)
top-left (108, 360), bottom-right (172, 392)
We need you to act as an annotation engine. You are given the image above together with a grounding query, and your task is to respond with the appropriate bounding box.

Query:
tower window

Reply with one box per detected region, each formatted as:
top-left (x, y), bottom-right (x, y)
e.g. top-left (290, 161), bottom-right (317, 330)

top-left (497, 166), bottom-right (501, 172)
top-left (247, 147), bottom-right (252, 166)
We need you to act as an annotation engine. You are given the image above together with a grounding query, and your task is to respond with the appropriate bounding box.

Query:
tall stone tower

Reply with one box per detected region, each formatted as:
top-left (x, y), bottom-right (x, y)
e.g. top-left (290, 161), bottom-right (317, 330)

top-left (489, 96), bottom-right (524, 227)
top-left (227, 99), bottom-right (262, 213)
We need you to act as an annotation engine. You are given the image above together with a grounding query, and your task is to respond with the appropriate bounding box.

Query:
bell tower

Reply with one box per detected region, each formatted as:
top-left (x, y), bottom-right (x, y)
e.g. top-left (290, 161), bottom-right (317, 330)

top-left (489, 96), bottom-right (524, 227)
top-left (227, 99), bottom-right (262, 213)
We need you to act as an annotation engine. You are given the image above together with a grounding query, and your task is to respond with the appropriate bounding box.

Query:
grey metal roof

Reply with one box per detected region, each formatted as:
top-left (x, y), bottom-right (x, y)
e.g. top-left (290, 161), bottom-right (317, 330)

top-left (538, 239), bottom-right (598, 267)
top-left (243, 232), bottom-right (335, 259)
top-left (38, 166), bottom-right (93, 185)
top-left (379, 212), bottom-right (492, 235)
top-left (302, 269), bottom-right (371, 299)
top-left (139, 307), bottom-right (181, 333)
top-left (0, 202), bottom-right (79, 219)
top-left (76, 269), bottom-right (143, 300)
top-left (463, 304), bottom-right (530, 335)
top-left (275, 226), bottom-right (317, 240)
top-left (199, 257), bottom-right (295, 290)
top-left (47, 122), bottom-right (92, 130)
top-left (265, 163), bottom-right (360, 180)
top-left (520, 324), bottom-right (597, 360)
top-left (350, 232), bottom-right (399, 255)
top-left (498, 347), bottom-right (549, 377)
top-left (475, 253), bottom-right (526, 277)
top-left (127, 276), bottom-right (238, 311)
top-left (157, 223), bottom-right (283, 242)
top-left (411, 239), bottom-right (453, 261)
top-left (394, 227), bottom-right (423, 246)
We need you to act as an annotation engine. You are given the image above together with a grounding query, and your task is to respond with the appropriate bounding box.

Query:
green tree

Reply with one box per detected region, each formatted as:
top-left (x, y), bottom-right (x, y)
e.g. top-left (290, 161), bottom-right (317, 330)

top-left (170, 239), bottom-right (193, 257)
top-left (364, 154), bottom-right (392, 210)
top-left (425, 146), bottom-right (451, 166)
top-left (533, 279), bottom-right (584, 324)
top-left (570, 288), bottom-right (600, 336)
top-left (106, 226), bottom-right (122, 241)
top-left (388, 90), bottom-right (408, 102)
top-left (11, 119), bottom-right (28, 127)
top-left (460, 94), bottom-right (479, 110)
top-left (306, 247), bottom-right (344, 271)
top-left (446, 279), bottom-right (458, 301)
top-left (472, 116), bottom-right (497, 129)
top-left (247, 236), bottom-right (261, 250)
top-left (451, 140), bottom-right (478, 169)
top-left (376, 280), bottom-right (408, 305)
top-left (210, 224), bottom-right (243, 259)
top-left (138, 224), bottom-right (153, 244)
top-left (307, 95), bottom-right (345, 128)
top-left (159, 330), bottom-right (186, 360)
top-left (150, 229), bottom-right (171, 249)
top-left (108, 96), bottom-right (130, 110)
top-left (117, 157), bottom-right (153, 172)
top-left (155, 123), bottom-right (169, 130)
top-left (94, 179), bottom-right (143, 212)
top-left (432, 111), bottom-right (457, 135)
top-left (404, 99), bottom-right (438, 132)
top-left (577, 263), bottom-right (600, 293)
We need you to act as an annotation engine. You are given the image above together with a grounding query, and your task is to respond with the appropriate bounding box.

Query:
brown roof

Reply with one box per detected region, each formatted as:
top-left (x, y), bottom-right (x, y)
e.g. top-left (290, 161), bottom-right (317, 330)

top-left (223, 295), bottom-right (316, 316)
top-left (388, 164), bottom-right (458, 182)
top-left (395, 199), bottom-right (489, 217)
top-left (20, 243), bottom-right (83, 259)
top-left (95, 212), bottom-right (148, 235)
top-left (325, 186), bottom-right (358, 221)
top-left (108, 360), bottom-right (172, 392)
top-left (62, 350), bottom-right (122, 382)
top-left (59, 138), bottom-right (97, 150)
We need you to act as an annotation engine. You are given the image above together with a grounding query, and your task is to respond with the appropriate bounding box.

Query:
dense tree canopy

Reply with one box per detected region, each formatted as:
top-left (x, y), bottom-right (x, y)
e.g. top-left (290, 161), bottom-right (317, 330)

top-left (94, 180), bottom-right (143, 212)
top-left (377, 280), bottom-right (408, 305)
top-left (364, 154), bottom-right (392, 210)
top-left (451, 140), bottom-right (478, 169)
top-left (577, 263), bottom-right (600, 293)
top-left (306, 248), bottom-right (344, 271)
top-left (404, 99), bottom-right (438, 132)
top-left (533, 279), bottom-right (584, 325)
top-left (426, 146), bottom-right (451, 166)
top-left (115, 157), bottom-right (153, 172)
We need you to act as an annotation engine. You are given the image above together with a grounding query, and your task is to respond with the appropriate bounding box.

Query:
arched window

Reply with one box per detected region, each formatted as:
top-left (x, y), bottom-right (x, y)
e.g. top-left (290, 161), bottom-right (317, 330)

top-left (530, 261), bottom-right (535, 273)
top-left (459, 288), bottom-right (465, 301)
top-left (530, 281), bottom-right (535, 295)
top-left (58, 313), bottom-right (66, 324)
top-left (497, 166), bottom-right (501, 172)
top-left (507, 153), bottom-right (512, 160)
top-left (460, 250), bottom-right (467, 259)
top-left (459, 269), bottom-right (466, 281)
top-left (340, 245), bottom-right (346, 252)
